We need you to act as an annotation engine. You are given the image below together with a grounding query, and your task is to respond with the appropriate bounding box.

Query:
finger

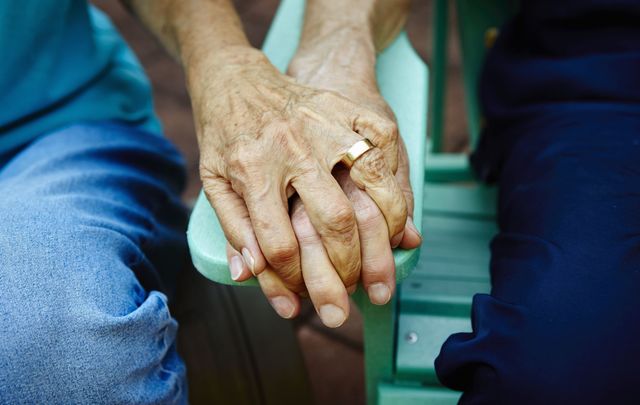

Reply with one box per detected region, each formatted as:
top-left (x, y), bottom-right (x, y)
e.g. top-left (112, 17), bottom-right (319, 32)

top-left (292, 166), bottom-right (361, 289)
top-left (395, 137), bottom-right (422, 249)
top-left (353, 110), bottom-right (399, 173)
top-left (202, 175), bottom-right (267, 276)
top-left (336, 169), bottom-right (395, 305)
top-left (225, 243), bottom-right (253, 282)
top-left (291, 200), bottom-right (350, 328)
top-left (348, 146), bottom-right (408, 246)
top-left (256, 268), bottom-right (301, 320)
top-left (242, 181), bottom-right (304, 291)
top-left (400, 216), bottom-right (422, 249)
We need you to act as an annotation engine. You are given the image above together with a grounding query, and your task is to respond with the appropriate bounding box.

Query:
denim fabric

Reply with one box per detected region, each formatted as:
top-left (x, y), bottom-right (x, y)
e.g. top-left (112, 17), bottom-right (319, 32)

top-left (0, 122), bottom-right (189, 404)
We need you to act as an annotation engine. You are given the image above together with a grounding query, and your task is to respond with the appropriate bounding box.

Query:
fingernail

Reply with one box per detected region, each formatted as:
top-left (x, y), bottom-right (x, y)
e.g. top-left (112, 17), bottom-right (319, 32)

top-left (406, 217), bottom-right (422, 239)
top-left (368, 283), bottom-right (391, 305)
top-left (391, 232), bottom-right (403, 248)
top-left (270, 296), bottom-right (295, 319)
top-left (241, 248), bottom-right (256, 275)
top-left (319, 304), bottom-right (346, 328)
top-left (230, 256), bottom-right (244, 281)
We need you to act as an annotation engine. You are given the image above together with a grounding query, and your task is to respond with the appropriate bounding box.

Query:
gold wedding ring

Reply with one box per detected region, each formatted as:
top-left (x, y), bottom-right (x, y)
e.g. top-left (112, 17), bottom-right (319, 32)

top-left (341, 138), bottom-right (375, 168)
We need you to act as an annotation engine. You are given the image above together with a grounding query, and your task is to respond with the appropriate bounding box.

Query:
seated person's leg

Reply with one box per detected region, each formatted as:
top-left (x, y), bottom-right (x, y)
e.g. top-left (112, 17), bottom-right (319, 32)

top-left (435, 109), bottom-right (640, 404)
top-left (0, 122), bottom-right (188, 404)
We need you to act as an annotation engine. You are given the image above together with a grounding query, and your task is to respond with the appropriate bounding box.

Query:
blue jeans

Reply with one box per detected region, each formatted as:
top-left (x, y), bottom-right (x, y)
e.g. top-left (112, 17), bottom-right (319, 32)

top-left (0, 123), bottom-right (189, 404)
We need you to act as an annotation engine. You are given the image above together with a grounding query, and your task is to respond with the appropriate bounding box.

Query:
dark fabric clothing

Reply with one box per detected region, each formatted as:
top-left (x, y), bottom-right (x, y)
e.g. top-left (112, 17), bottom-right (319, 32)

top-left (472, 0), bottom-right (640, 182)
top-left (436, 1), bottom-right (640, 403)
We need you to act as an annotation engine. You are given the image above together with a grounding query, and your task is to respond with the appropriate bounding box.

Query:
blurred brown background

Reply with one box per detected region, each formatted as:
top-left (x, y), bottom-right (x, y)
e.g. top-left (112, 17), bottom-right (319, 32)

top-left (92, 1), bottom-right (467, 404)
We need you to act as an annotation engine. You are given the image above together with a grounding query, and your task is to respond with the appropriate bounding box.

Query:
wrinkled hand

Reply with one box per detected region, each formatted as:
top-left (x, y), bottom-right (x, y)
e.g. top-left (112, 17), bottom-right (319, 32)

top-left (226, 59), bottom-right (422, 327)
top-left (290, 137), bottom-right (421, 325)
top-left (194, 48), bottom-right (407, 299)
top-left (229, 138), bottom-right (421, 327)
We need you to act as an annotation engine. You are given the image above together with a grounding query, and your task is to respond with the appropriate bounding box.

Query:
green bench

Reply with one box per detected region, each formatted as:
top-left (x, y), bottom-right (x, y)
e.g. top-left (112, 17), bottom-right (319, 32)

top-left (187, 0), bottom-right (514, 403)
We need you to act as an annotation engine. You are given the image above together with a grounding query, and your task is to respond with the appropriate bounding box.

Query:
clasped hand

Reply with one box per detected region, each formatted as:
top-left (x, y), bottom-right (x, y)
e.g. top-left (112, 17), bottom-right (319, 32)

top-left (194, 49), bottom-right (421, 328)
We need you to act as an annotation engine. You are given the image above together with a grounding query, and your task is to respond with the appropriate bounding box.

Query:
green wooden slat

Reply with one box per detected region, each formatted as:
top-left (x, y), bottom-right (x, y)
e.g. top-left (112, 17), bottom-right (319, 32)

top-left (421, 244), bottom-right (489, 265)
top-left (422, 234), bottom-right (492, 263)
top-left (425, 214), bottom-right (497, 233)
top-left (456, 0), bottom-right (518, 147)
top-left (428, 0), bottom-right (450, 154)
top-left (395, 313), bottom-right (471, 384)
top-left (410, 259), bottom-right (490, 281)
top-left (352, 289), bottom-right (397, 405)
top-left (378, 383), bottom-right (460, 405)
top-left (395, 193), bottom-right (496, 388)
top-left (424, 153), bottom-right (475, 182)
top-left (400, 276), bottom-right (490, 316)
top-left (419, 212), bottom-right (496, 267)
top-left (424, 183), bottom-right (497, 219)
top-left (396, 278), bottom-right (490, 384)
top-left (389, 0), bottom-right (516, 400)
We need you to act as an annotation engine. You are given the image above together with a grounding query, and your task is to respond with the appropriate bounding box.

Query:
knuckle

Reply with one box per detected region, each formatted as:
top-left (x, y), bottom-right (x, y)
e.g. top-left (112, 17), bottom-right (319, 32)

top-left (202, 180), bottom-right (226, 202)
top-left (198, 160), bottom-right (216, 179)
top-left (355, 148), bottom-right (387, 181)
top-left (379, 132), bottom-right (399, 172)
top-left (377, 119), bottom-right (399, 141)
top-left (358, 114), bottom-right (398, 144)
top-left (292, 209), bottom-right (322, 245)
top-left (356, 201), bottom-right (384, 231)
top-left (362, 264), bottom-right (390, 285)
top-left (322, 203), bottom-right (357, 236)
top-left (199, 162), bottom-right (225, 187)
top-left (225, 147), bottom-right (260, 183)
top-left (304, 272), bottom-right (344, 296)
top-left (264, 241), bottom-right (299, 267)
top-left (363, 262), bottom-right (388, 280)
top-left (333, 250), bottom-right (362, 286)
top-left (362, 252), bottom-right (393, 279)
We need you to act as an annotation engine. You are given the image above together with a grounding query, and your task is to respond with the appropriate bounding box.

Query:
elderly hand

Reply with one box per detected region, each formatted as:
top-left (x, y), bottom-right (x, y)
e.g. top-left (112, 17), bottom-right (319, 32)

top-left (227, 45), bottom-right (421, 327)
top-left (228, 132), bottom-right (421, 328)
top-left (193, 48), bottom-right (407, 299)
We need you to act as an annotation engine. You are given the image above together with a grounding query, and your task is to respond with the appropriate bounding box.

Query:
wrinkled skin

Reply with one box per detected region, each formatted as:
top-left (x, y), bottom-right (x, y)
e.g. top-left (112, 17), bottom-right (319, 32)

top-left (225, 42), bottom-right (421, 327)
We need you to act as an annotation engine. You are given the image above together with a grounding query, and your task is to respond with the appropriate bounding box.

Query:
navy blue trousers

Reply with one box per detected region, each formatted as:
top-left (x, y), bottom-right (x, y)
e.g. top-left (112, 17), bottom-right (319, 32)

top-left (436, 108), bottom-right (640, 404)
top-left (435, 1), bottom-right (640, 403)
